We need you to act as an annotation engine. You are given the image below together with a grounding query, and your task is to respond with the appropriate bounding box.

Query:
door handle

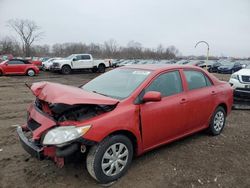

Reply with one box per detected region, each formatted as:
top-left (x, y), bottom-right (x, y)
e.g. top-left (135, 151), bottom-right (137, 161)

top-left (180, 98), bottom-right (187, 104)
top-left (211, 91), bottom-right (216, 95)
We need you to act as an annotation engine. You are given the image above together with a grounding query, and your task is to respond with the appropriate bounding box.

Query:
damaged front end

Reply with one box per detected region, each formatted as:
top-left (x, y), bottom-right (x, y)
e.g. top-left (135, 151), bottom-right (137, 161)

top-left (17, 82), bottom-right (118, 167)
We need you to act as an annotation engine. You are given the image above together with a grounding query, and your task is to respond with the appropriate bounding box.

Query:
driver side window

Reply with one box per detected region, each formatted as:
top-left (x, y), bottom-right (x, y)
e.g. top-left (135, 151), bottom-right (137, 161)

top-left (145, 71), bottom-right (183, 97)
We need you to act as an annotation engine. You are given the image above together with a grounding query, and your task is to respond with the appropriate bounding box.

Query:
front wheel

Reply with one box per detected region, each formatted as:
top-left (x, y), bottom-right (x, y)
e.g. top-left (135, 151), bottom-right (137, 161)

top-left (208, 106), bottom-right (226, 135)
top-left (61, 65), bottom-right (71, 74)
top-left (86, 135), bottom-right (133, 184)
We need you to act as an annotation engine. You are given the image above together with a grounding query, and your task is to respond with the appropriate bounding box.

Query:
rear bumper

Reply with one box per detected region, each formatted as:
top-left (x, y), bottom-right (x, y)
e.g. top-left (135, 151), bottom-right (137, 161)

top-left (17, 126), bottom-right (43, 160)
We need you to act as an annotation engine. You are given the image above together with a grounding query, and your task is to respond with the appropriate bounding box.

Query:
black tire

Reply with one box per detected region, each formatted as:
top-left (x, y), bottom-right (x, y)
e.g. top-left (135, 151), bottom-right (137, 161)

top-left (61, 65), bottom-right (71, 75)
top-left (208, 106), bottom-right (226, 136)
top-left (26, 69), bottom-right (35, 77)
top-left (98, 64), bottom-right (105, 73)
top-left (86, 135), bottom-right (133, 184)
top-left (0, 70), bottom-right (3, 76)
top-left (92, 67), bottom-right (98, 73)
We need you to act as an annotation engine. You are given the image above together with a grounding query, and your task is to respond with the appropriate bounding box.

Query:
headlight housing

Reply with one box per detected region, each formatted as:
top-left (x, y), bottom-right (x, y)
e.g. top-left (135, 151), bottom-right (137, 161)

top-left (43, 125), bottom-right (91, 146)
top-left (231, 74), bottom-right (239, 80)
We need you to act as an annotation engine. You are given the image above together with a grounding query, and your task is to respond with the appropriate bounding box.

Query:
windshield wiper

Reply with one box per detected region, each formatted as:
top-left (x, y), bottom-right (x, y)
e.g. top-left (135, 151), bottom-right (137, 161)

top-left (92, 90), bottom-right (110, 97)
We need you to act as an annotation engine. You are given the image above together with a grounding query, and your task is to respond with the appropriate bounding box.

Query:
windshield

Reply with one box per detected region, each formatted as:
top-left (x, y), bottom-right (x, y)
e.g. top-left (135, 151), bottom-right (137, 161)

top-left (82, 68), bottom-right (151, 100)
top-left (65, 55), bottom-right (75, 60)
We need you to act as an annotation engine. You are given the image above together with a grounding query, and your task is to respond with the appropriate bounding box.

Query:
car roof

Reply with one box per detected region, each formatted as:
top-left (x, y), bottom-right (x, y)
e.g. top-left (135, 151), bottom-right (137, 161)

top-left (120, 64), bottom-right (202, 71)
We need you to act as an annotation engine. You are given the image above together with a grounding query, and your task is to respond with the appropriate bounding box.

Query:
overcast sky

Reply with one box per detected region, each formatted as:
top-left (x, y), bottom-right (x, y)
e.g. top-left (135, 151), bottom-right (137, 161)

top-left (0, 0), bottom-right (249, 57)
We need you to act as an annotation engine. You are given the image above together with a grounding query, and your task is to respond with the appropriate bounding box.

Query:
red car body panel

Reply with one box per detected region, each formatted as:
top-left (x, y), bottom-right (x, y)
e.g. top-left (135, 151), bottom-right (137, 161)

top-left (31, 82), bottom-right (119, 105)
top-left (31, 60), bottom-right (42, 67)
top-left (27, 104), bottom-right (56, 140)
top-left (0, 60), bottom-right (39, 75)
top-left (19, 65), bottom-right (233, 160)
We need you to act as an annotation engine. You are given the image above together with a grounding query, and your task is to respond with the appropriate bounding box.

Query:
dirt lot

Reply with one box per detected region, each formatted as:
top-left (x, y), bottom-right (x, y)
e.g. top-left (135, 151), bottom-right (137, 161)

top-left (0, 71), bottom-right (249, 188)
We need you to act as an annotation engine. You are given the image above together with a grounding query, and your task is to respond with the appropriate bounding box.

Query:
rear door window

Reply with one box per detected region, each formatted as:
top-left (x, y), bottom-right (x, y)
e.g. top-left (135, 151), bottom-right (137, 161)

top-left (81, 55), bottom-right (91, 60)
top-left (184, 70), bottom-right (212, 90)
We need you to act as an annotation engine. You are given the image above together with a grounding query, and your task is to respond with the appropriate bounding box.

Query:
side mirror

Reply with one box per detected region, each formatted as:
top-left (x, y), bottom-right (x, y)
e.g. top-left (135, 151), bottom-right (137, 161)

top-left (5, 62), bottom-right (8, 66)
top-left (72, 58), bottom-right (77, 61)
top-left (143, 91), bottom-right (161, 103)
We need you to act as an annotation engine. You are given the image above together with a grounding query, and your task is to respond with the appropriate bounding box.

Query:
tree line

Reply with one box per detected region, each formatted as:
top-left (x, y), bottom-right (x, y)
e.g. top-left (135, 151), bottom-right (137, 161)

top-left (0, 19), bottom-right (179, 59)
top-left (0, 37), bottom-right (179, 59)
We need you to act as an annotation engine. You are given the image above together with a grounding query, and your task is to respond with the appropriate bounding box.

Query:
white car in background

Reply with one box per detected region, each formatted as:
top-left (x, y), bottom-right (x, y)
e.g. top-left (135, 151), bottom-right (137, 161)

top-left (229, 64), bottom-right (250, 108)
top-left (42, 58), bottom-right (62, 70)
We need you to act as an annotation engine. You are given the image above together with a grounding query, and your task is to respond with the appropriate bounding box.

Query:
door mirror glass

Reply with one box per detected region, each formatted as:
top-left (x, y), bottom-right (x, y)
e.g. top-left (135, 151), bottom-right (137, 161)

top-left (72, 58), bottom-right (77, 61)
top-left (143, 91), bottom-right (161, 102)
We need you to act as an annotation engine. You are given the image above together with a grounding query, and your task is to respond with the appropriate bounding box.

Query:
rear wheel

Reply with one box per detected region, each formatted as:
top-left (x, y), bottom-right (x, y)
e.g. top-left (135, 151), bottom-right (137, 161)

top-left (27, 69), bottom-right (35, 76)
top-left (61, 65), bottom-right (71, 74)
top-left (86, 135), bottom-right (133, 184)
top-left (208, 106), bottom-right (226, 135)
top-left (98, 64), bottom-right (105, 73)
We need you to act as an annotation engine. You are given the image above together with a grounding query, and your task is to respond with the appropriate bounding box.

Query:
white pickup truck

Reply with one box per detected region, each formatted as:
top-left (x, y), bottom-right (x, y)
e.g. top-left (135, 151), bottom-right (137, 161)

top-left (50, 54), bottom-right (111, 74)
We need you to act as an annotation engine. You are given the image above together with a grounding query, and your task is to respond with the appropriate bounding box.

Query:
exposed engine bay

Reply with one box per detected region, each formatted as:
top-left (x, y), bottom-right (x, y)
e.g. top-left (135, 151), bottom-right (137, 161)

top-left (35, 98), bottom-right (116, 122)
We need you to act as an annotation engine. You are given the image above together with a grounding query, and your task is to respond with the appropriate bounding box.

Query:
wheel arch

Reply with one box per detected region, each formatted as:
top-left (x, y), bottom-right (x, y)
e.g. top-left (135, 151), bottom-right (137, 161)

top-left (217, 103), bottom-right (228, 115)
top-left (26, 68), bottom-right (35, 74)
top-left (106, 129), bottom-right (138, 156)
top-left (98, 63), bottom-right (106, 68)
top-left (62, 64), bottom-right (72, 69)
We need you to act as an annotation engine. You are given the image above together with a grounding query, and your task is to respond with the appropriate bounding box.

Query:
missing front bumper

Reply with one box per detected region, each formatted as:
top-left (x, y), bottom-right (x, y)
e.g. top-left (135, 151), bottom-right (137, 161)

top-left (17, 126), bottom-right (43, 160)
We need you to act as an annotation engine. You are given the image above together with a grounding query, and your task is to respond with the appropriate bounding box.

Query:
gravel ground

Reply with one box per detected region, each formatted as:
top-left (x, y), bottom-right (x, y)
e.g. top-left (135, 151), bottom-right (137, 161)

top-left (0, 71), bottom-right (249, 188)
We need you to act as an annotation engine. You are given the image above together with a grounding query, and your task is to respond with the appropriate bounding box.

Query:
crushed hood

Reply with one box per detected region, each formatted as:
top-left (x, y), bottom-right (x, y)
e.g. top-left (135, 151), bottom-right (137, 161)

top-left (30, 81), bottom-right (119, 105)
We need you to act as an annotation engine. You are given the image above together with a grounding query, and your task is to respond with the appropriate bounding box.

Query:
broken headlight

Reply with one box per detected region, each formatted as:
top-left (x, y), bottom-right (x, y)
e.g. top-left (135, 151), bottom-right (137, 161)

top-left (42, 125), bottom-right (91, 146)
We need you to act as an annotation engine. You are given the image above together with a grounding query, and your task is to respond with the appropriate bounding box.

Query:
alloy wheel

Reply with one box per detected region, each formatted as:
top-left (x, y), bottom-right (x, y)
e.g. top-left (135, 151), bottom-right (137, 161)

top-left (101, 143), bottom-right (129, 177)
top-left (213, 111), bottom-right (225, 132)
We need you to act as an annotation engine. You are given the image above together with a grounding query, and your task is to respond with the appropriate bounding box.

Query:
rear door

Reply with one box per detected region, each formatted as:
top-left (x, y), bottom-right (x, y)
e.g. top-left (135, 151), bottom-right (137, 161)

top-left (140, 70), bottom-right (188, 150)
top-left (183, 70), bottom-right (216, 131)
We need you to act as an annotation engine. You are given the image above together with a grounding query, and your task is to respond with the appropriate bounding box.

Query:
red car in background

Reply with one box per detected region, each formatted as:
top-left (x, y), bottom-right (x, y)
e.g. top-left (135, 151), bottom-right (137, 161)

top-left (31, 60), bottom-right (42, 69)
top-left (0, 59), bottom-right (39, 76)
top-left (17, 65), bottom-right (233, 183)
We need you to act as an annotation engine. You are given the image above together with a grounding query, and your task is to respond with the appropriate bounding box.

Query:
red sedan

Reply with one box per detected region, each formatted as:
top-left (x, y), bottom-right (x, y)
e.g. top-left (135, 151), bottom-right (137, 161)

top-left (0, 59), bottom-right (39, 76)
top-left (17, 65), bottom-right (233, 183)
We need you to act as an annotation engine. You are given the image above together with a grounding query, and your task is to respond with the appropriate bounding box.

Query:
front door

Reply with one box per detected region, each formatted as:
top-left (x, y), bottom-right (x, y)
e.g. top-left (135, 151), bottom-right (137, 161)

top-left (72, 55), bottom-right (92, 69)
top-left (5, 60), bottom-right (26, 74)
top-left (140, 70), bottom-right (188, 150)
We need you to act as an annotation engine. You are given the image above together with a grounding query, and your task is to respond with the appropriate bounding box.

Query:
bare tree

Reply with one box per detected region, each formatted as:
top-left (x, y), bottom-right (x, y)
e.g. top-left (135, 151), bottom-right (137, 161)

top-left (7, 19), bottom-right (43, 57)
top-left (103, 39), bottom-right (119, 57)
top-left (0, 36), bottom-right (22, 56)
